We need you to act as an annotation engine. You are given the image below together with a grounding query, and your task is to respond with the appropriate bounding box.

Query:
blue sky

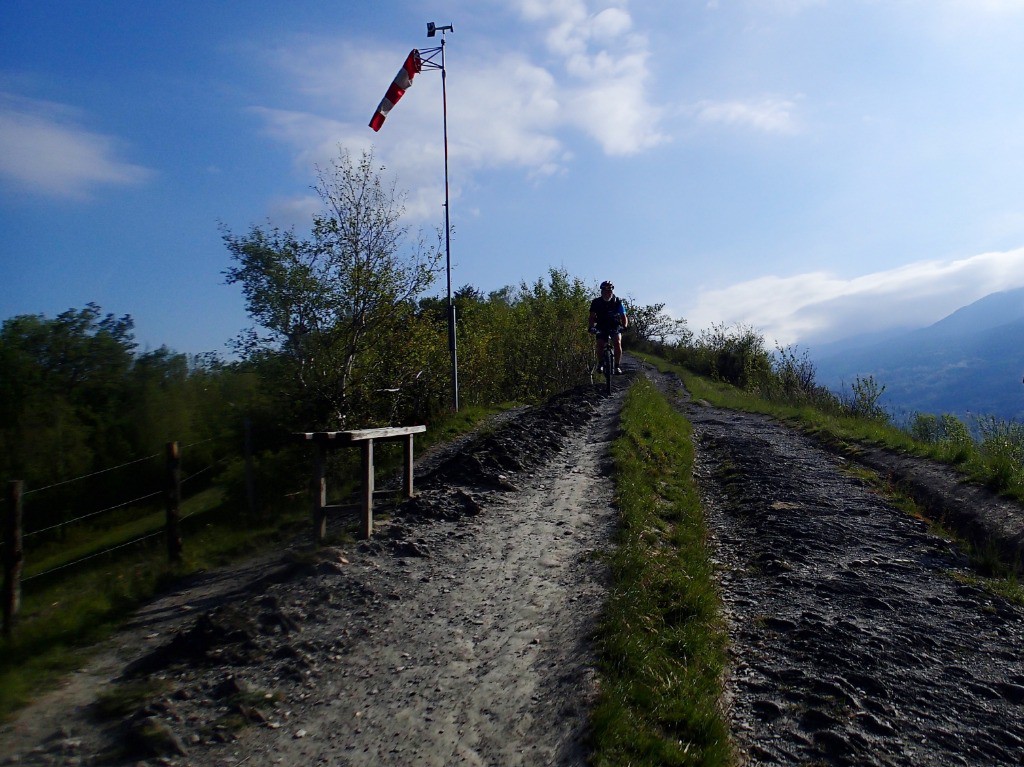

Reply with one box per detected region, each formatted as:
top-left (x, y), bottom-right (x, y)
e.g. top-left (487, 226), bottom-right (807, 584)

top-left (4, 0), bottom-right (1024, 356)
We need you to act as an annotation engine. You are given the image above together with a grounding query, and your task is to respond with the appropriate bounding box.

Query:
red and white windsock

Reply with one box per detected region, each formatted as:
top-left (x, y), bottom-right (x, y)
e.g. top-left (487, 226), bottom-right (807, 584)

top-left (369, 49), bottom-right (422, 132)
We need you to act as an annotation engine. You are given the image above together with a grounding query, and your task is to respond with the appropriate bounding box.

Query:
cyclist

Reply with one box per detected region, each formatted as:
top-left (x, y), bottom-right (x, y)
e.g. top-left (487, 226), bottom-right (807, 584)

top-left (589, 280), bottom-right (629, 374)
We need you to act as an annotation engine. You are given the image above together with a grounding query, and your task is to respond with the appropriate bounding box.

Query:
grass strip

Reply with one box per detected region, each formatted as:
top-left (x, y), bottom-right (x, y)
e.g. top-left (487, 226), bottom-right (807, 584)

top-left (592, 377), bottom-right (731, 766)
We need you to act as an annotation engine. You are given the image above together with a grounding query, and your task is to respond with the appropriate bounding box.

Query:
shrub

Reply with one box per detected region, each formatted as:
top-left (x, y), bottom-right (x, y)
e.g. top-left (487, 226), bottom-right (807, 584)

top-left (910, 413), bottom-right (941, 443)
top-left (841, 375), bottom-right (889, 422)
top-left (976, 416), bottom-right (1024, 492)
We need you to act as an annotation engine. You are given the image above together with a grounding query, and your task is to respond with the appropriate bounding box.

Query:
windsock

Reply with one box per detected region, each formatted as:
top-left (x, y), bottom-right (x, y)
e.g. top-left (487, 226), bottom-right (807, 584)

top-left (369, 49), bottom-right (422, 131)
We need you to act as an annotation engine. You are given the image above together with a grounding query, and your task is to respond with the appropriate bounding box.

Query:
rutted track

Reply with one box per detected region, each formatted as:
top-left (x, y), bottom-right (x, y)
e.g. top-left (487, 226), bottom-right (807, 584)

top-left (648, 369), bottom-right (1024, 766)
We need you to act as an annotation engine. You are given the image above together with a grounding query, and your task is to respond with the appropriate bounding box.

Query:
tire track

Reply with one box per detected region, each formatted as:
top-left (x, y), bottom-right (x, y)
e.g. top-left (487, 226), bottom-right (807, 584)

top-left (673, 384), bottom-right (1024, 766)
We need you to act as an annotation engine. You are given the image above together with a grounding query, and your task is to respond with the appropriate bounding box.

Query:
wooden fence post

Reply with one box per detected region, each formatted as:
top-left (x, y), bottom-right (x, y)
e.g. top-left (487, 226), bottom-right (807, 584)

top-left (244, 417), bottom-right (257, 519)
top-left (3, 480), bottom-right (24, 638)
top-left (312, 444), bottom-right (327, 543)
top-left (360, 439), bottom-right (375, 539)
top-left (165, 442), bottom-right (182, 563)
top-left (403, 433), bottom-right (416, 498)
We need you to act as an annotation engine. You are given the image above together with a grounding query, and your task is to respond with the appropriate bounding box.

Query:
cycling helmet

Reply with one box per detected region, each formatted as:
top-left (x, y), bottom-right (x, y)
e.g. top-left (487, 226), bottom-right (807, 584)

top-left (600, 280), bottom-right (614, 290)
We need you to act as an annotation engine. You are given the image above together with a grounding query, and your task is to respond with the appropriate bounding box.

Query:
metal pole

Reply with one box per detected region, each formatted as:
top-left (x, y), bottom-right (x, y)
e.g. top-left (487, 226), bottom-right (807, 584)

top-left (440, 32), bottom-right (459, 411)
top-left (3, 480), bottom-right (24, 638)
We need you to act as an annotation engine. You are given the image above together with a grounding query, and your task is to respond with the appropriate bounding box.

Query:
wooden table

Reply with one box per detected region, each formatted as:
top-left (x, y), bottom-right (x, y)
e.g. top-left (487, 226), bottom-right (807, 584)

top-left (296, 426), bottom-right (427, 540)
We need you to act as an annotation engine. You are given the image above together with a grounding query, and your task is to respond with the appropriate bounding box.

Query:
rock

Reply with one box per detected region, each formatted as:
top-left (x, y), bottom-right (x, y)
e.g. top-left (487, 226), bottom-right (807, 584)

top-left (393, 540), bottom-right (429, 558)
top-left (996, 681), bottom-right (1024, 705)
top-left (123, 716), bottom-right (189, 758)
top-left (800, 707), bottom-right (840, 731)
top-left (456, 489), bottom-right (484, 515)
top-left (853, 712), bottom-right (897, 737)
top-left (212, 675), bottom-right (250, 700)
top-left (316, 560), bottom-right (347, 576)
top-left (762, 617), bottom-right (798, 632)
top-left (235, 704), bottom-right (268, 724)
top-left (812, 730), bottom-right (851, 756)
top-left (751, 699), bottom-right (785, 721)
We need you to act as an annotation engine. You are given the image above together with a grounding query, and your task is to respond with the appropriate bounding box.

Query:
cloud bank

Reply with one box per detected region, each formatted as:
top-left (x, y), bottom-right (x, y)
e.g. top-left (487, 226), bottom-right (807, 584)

top-left (685, 247), bottom-right (1024, 346)
top-left (0, 93), bottom-right (152, 200)
top-left (251, 1), bottom-right (665, 220)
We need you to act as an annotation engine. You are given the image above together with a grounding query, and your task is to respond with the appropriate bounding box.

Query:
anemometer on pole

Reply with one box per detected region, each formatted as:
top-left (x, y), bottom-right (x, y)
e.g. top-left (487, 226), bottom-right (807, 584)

top-left (368, 22), bottom-right (459, 411)
top-left (421, 22), bottom-right (457, 412)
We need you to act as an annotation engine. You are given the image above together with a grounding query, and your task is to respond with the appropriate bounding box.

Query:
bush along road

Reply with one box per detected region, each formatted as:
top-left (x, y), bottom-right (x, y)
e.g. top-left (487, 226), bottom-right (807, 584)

top-left (4, 363), bottom-right (1024, 765)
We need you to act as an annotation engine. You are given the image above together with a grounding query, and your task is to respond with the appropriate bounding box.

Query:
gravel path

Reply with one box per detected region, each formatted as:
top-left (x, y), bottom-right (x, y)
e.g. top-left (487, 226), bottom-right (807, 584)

top-left (0, 384), bottom-right (626, 766)
top-left (667, 375), bottom-right (1024, 766)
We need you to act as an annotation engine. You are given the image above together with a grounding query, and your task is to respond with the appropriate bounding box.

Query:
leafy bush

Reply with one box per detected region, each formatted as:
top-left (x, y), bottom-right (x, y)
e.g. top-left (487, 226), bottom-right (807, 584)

top-left (976, 416), bottom-right (1024, 492)
top-left (841, 375), bottom-right (889, 422)
top-left (674, 323), bottom-right (773, 391)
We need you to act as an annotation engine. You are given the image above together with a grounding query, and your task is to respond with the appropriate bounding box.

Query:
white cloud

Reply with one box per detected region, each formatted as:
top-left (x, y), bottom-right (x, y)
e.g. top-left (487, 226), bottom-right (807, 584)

top-left (686, 247), bottom-right (1024, 346)
top-left (509, 0), bottom-right (667, 154)
top-left (252, 2), bottom-right (666, 219)
top-left (251, 43), bottom-right (571, 220)
top-left (940, 0), bottom-right (1024, 12)
top-left (0, 93), bottom-right (152, 199)
top-left (691, 96), bottom-right (802, 134)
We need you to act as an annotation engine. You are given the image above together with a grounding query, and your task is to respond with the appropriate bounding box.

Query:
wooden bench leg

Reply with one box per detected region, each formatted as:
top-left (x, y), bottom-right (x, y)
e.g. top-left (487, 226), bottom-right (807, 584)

top-left (312, 444), bottom-right (327, 543)
top-left (360, 439), bottom-right (374, 539)
top-left (403, 434), bottom-right (415, 498)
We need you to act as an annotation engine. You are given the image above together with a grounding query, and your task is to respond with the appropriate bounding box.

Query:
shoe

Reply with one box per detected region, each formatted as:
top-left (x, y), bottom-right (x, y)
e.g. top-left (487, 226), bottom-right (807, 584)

top-left (614, 367), bottom-right (623, 375)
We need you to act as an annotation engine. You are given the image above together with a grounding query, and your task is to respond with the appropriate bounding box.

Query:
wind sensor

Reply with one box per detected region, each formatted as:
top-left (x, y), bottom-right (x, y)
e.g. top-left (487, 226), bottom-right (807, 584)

top-left (427, 22), bottom-right (453, 37)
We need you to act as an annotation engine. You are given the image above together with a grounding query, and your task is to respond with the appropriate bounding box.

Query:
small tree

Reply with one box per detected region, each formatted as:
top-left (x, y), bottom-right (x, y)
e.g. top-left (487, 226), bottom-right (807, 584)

top-left (625, 301), bottom-right (691, 350)
top-left (224, 148), bottom-right (442, 428)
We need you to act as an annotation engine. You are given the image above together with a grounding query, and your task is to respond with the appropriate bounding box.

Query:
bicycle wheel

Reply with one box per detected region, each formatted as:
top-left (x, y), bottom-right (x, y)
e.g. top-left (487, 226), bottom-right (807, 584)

top-left (604, 346), bottom-right (613, 394)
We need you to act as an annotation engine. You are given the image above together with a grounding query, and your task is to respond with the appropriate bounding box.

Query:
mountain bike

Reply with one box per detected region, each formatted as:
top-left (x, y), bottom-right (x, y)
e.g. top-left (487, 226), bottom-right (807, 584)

top-left (591, 326), bottom-right (622, 395)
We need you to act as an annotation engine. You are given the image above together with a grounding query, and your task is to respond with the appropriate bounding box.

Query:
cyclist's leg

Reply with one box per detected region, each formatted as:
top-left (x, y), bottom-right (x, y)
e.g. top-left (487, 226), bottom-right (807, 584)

top-left (613, 332), bottom-right (624, 371)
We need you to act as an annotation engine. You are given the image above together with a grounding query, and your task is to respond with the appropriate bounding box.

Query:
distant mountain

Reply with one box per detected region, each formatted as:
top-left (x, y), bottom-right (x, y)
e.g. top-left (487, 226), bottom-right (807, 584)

top-left (806, 326), bottom-right (917, 360)
top-left (812, 288), bottom-right (1024, 421)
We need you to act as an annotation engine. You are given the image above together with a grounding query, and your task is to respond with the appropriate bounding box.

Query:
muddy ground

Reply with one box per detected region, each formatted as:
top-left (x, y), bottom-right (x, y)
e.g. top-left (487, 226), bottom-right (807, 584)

top-left (4, 362), bottom-right (1024, 766)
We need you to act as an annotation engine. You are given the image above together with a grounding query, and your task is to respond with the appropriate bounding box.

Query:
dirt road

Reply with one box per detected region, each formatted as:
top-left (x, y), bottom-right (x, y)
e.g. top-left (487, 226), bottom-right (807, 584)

top-left (5, 364), bottom-right (1024, 766)
top-left (1, 384), bottom-right (625, 766)
top-left (678, 382), bottom-right (1024, 766)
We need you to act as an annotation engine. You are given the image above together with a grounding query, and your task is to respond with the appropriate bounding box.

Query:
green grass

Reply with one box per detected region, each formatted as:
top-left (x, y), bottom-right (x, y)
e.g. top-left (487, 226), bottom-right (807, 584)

top-left (592, 376), bottom-right (732, 767)
top-left (419, 401), bottom-right (523, 449)
top-left (638, 352), bottom-right (1024, 504)
top-left (24, 486), bottom-right (226, 579)
top-left (640, 352), bottom-right (915, 450)
top-left (650, 350), bottom-right (1024, 600)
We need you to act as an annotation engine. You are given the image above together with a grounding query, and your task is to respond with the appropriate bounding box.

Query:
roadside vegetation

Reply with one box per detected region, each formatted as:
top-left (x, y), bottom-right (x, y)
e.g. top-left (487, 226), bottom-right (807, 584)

top-left (640, 322), bottom-right (1024, 504)
top-left (593, 377), bottom-right (731, 767)
top-left (1, 147), bottom-right (648, 718)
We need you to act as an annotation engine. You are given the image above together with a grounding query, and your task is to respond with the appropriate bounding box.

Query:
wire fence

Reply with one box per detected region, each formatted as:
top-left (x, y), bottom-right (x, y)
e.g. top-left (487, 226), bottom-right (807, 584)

top-left (22, 490), bottom-right (165, 540)
top-left (21, 452), bottom-right (163, 498)
top-left (21, 529), bottom-right (167, 583)
top-left (3, 433), bottom-right (244, 634)
top-left (6, 432), bottom-right (233, 539)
